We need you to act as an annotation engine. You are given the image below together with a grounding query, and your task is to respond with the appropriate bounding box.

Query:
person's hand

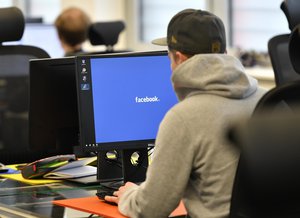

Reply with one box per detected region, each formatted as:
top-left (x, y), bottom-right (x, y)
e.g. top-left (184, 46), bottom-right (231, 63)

top-left (105, 182), bottom-right (137, 204)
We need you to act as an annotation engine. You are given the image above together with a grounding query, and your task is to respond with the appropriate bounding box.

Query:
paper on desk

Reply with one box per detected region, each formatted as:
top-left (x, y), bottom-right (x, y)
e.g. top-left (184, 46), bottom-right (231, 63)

top-left (0, 164), bottom-right (61, 185)
top-left (43, 156), bottom-right (97, 179)
top-left (0, 173), bottom-right (61, 185)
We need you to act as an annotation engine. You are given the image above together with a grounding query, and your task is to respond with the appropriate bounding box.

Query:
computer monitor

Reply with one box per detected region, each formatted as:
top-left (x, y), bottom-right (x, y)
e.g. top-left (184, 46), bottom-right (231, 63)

top-left (29, 57), bottom-right (82, 157)
top-left (4, 23), bottom-right (64, 58)
top-left (75, 51), bottom-right (178, 183)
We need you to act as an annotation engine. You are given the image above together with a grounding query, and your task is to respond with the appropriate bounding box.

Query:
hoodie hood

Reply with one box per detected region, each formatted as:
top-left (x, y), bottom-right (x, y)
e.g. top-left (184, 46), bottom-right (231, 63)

top-left (171, 54), bottom-right (258, 101)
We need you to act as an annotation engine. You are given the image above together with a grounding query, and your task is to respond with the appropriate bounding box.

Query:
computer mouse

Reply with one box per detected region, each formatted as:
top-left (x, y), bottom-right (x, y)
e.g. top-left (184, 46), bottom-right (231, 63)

top-left (21, 154), bottom-right (76, 179)
top-left (96, 190), bottom-right (117, 205)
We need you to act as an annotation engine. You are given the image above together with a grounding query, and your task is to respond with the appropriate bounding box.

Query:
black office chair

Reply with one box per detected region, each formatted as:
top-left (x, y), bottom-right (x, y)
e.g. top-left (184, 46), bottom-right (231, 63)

top-left (229, 82), bottom-right (300, 218)
top-left (88, 21), bottom-right (128, 53)
top-left (229, 87), bottom-right (300, 217)
top-left (0, 7), bottom-right (50, 164)
top-left (229, 113), bottom-right (300, 218)
top-left (268, 0), bottom-right (300, 86)
top-left (289, 24), bottom-right (300, 73)
top-left (268, 34), bottom-right (299, 86)
top-left (257, 24), bottom-right (300, 114)
top-left (229, 9), bottom-right (300, 217)
top-left (251, 80), bottom-right (300, 114)
top-left (280, 0), bottom-right (300, 31)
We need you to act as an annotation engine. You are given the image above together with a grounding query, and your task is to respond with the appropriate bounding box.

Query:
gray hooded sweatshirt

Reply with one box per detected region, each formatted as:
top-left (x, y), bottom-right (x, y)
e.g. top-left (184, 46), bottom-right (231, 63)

top-left (118, 54), bottom-right (266, 218)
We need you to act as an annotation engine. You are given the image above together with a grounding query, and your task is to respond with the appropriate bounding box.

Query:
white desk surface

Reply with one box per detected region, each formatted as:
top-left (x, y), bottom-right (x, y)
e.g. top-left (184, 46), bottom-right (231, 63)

top-left (245, 67), bottom-right (275, 90)
top-left (245, 67), bottom-right (274, 80)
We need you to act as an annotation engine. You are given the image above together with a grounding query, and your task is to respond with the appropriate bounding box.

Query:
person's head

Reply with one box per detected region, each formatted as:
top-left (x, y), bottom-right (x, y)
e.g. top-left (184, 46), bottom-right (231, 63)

top-left (55, 7), bottom-right (91, 54)
top-left (152, 9), bottom-right (226, 70)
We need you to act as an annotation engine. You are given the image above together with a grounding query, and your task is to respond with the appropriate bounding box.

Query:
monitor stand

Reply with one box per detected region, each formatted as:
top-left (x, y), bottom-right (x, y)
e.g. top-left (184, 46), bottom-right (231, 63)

top-left (97, 145), bottom-right (149, 187)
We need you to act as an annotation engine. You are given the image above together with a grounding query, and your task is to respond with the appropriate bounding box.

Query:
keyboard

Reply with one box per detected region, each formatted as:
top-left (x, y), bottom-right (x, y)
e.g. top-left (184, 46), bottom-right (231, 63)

top-left (100, 180), bottom-right (124, 191)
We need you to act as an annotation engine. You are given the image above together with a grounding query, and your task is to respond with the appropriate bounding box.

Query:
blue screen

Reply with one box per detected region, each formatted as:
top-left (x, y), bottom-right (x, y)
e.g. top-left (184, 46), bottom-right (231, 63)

top-left (90, 55), bottom-right (178, 143)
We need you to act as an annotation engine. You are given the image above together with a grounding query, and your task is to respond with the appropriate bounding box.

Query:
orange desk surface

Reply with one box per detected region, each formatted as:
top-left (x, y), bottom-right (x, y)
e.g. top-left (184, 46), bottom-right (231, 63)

top-left (53, 196), bottom-right (187, 218)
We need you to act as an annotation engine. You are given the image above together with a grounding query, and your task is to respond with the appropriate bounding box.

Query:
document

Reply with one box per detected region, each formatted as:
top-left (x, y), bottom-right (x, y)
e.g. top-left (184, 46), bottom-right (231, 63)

top-left (43, 156), bottom-right (97, 179)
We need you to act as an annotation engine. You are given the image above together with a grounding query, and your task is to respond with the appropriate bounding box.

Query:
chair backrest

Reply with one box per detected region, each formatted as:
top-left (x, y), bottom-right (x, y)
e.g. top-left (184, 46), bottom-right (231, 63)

top-left (88, 21), bottom-right (126, 52)
top-left (253, 80), bottom-right (300, 113)
top-left (0, 7), bottom-right (50, 164)
top-left (229, 113), bottom-right (300, 218)
top-left (229, 81), bottom-right (300, 218)
top-left (268, 34), bottom-right (300, 86)
top-left (0, 7), bottom-right (50, 111)
top-left (268, 0), bottom-right (300, 86)
top-left (281, 0), bottom-right (300, 31)
top-left (289, 24), bottom-right (300, 73)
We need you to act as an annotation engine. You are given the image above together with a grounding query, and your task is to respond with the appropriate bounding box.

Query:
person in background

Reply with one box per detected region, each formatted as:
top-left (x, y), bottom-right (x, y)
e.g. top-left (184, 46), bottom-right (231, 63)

top-left (54, 7), bottom-right (91, 56)
top-left (105, 8), bottom-right (266, 217)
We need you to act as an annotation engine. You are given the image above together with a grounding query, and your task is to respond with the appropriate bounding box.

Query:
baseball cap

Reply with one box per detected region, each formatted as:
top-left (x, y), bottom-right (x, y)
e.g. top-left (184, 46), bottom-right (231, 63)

top-left (152, 9), bottom-right (226, 55)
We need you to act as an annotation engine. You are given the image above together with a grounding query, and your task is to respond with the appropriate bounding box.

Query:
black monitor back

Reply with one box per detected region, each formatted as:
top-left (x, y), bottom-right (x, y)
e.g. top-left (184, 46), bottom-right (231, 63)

top-left (29, 57), bottom-right (79, 156)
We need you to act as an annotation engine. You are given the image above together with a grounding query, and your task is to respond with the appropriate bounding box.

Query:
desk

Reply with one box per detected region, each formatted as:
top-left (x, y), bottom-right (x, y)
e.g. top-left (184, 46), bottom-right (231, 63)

top-left (245, 67), bottom-right (275, 90)
top-left (0, 178), bottom-right (101, 217)
top-left (0, 178), bottom-right (186, 217)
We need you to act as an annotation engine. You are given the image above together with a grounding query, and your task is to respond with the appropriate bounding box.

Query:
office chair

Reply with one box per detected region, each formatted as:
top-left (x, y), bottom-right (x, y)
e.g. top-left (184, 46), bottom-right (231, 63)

top-left (229, 82), bottom-right (300, 218)
top-left (268, 0), bottom-right (300, 86)
top-left (88, 21), bottom-right (127, 53)
top-left (289, 24), bottom-right (300, 73)
top-left (229, 113), bottom-right (300, 218)
top-left (0, 7), bottom-right (50, 164)
top-left (229, 13), bottom-right (300, 217)
top-left (268, 34), bottom-right (299, 86)
top-left (257, 24), bottom-right (300, 114)
top-left (252, 80), bottom-right (300, 114)
top-left (280, 0), bottom-right (300, 31)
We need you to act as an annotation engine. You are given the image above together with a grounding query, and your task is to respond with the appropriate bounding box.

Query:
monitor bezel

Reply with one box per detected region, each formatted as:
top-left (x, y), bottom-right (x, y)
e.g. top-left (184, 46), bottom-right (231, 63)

top-left (76, 50), bottom-right (171, 152)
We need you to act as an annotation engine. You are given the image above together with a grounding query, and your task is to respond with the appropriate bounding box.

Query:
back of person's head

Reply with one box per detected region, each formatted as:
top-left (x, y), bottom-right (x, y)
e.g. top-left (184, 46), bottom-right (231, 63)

top-left (55, 7), bottom-right (91, 47)
top-left (152, 9), bottom-right (226, 55)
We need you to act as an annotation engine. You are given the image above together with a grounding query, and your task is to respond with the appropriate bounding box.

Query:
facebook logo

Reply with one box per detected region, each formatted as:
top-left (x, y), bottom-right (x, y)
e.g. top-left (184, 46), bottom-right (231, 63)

top-left (81, 83), bottom-right (90, 90)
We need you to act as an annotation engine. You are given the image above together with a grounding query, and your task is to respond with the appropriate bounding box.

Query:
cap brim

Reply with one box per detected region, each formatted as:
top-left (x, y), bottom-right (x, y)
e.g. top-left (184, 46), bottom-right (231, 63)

top-left (151, 37), bottom-right (167, 46)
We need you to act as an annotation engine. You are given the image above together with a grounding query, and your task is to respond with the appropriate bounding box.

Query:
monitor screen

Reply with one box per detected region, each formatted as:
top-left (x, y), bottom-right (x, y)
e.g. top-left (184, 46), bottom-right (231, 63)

top-left (76, 51), bottom-right (178, 152)
top-left (29, 57), bottom-right (79, 155)
top-left (4, 23), bottom-right (64, 58)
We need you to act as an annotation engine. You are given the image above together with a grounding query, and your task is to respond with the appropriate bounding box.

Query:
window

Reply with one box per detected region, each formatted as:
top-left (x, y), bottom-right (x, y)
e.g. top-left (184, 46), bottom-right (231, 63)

top-left (140, 0), bottom-right (206, 43)
top-left (126, 0), bottom-right (208, 51)
top-left (135, 0), bottom-right (290, 52)
top-left (232, 0), bottom-right (289, 52)
top-left (0, 0), bottom-right (13, 7)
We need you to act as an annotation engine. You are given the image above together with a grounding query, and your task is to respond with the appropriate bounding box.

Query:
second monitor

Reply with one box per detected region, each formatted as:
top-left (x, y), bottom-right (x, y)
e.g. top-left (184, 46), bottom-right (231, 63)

top-left (29, 57), bottom-right (81, 157)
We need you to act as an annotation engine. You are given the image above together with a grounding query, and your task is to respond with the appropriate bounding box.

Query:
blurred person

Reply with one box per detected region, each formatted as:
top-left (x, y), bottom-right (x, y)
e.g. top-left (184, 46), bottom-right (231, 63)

top-left (55, 7), bottom-right (91, 56)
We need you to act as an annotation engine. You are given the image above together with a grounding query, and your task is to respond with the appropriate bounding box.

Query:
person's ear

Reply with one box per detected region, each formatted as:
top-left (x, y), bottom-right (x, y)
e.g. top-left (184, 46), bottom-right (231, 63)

top-left (174, 51), bottom-right (189, 65)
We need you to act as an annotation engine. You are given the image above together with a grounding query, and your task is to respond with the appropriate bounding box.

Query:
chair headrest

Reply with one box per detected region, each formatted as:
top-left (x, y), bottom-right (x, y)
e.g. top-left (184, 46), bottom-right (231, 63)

top-left (88, 21), bottom-right (125, 48)
top-left (281, 0), bottom-right (300, 31)
top-left (289, 24), bottom-right (300, 73)
top-left (0, 7), bottom-right (24, 43)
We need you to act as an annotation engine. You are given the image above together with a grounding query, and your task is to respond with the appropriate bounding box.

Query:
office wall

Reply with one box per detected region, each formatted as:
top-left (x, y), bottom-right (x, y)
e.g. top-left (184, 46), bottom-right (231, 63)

top-left (90, 0), bottom-right (127, 51)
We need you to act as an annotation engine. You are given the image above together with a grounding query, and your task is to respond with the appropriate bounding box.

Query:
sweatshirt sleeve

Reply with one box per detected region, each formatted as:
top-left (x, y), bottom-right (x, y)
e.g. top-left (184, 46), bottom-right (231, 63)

top-left (118, 110), bottom-right (195, 217)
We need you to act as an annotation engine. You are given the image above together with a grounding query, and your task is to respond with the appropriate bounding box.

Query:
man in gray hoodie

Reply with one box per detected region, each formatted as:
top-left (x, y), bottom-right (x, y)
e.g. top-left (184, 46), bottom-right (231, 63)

top-left (105, 9), bottom-right (266, 218)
